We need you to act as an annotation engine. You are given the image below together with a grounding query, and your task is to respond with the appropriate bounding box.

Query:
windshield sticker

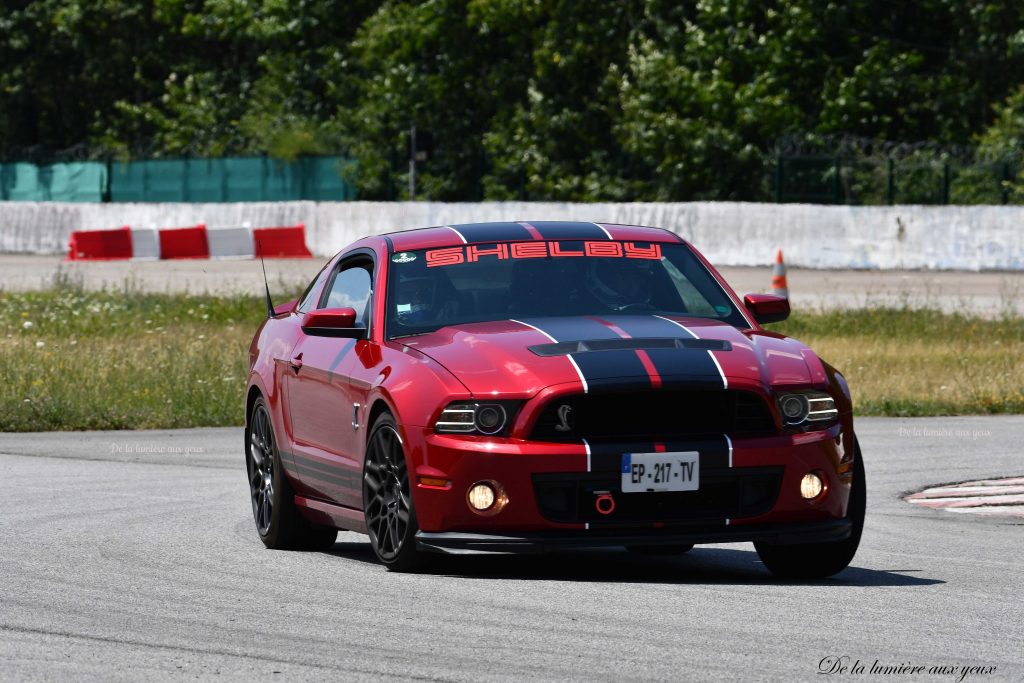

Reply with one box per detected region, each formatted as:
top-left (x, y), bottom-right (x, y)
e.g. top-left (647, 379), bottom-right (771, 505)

top-left (425, 241), bottom-right (661, 267)
top-left (392, 252), bottom-right (417, 263)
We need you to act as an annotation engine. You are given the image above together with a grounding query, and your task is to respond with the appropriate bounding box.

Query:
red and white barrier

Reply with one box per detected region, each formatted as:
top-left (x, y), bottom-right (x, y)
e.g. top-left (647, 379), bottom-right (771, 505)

top-left (65, 223), bottom-right (311, 261)
top-left (67, 225), bottom-right (133, 261)
top-left (130, 228), bottom-right (161, 260)
top-left (207, 223), bottom-right (255, 259)
top-left (158, 224), bottom-right (209, 260)
top-left (253, 224), bottom-right (313, 258)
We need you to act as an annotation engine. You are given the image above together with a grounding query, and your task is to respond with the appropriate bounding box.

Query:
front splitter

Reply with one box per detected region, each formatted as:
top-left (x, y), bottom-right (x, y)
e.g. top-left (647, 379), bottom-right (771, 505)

top-left (415, 518), bottom-right (851, 554)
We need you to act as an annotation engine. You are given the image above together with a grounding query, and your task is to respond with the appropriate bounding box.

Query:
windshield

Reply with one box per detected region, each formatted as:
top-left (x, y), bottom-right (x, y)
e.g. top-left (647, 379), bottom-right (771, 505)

top-left (385, 241), bottom-right (748, 337)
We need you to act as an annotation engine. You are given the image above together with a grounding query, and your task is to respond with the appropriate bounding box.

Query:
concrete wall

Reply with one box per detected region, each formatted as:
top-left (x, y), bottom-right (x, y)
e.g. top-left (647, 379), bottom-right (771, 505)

top-left (1, 200), bottom-right (1021, 270)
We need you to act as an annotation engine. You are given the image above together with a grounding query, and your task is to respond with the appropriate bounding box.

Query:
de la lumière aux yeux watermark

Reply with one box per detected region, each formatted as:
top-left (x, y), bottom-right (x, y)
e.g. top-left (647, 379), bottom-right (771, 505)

top-left (818, 656), bottom-right (998, 681)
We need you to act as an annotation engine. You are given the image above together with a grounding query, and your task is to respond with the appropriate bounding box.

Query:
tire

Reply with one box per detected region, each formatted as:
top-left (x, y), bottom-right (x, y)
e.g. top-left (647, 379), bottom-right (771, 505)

top-left (754, 441), bottom-right (866, 579)
top-left (362, 412), bottom-right (425, 572)
top-left (246, 397), bottom-right (338, 551)
top-left (626, 544), bottom-right (694, 555)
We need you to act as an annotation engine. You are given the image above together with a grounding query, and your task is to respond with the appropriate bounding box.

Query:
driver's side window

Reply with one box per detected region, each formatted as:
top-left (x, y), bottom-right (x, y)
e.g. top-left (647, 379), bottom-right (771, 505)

top-left (320, 259), bottom-right (373, 327)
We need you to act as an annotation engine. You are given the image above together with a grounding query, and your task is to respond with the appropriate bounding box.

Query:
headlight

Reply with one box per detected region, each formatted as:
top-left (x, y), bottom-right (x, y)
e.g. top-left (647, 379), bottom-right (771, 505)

top-left (435, 401), bottom-right (516, 436)
top-left (776, 391), bottom-right (838, 427)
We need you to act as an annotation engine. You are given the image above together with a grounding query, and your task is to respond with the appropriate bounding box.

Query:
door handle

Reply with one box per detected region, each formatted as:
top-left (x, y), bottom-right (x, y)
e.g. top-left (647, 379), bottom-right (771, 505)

top-left (289, 353), bottom-right (303, 372)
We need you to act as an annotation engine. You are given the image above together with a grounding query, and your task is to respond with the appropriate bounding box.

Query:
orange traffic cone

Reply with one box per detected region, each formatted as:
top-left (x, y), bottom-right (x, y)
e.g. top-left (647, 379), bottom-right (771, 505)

top-left (771, 249), bottom-right (789, 298)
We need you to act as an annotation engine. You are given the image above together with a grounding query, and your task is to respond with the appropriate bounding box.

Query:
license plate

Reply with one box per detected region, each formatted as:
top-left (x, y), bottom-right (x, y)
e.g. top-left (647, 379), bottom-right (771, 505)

top-left (620, 452), bottom-right (699, 493)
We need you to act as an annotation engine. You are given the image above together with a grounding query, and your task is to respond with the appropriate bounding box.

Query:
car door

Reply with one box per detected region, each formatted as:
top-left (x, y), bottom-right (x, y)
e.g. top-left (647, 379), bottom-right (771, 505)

top-left (284, 253), bottom-right (374, 507)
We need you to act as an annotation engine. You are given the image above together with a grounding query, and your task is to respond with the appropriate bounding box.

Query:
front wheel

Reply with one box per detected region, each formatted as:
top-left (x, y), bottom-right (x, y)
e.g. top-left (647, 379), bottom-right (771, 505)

top-left (755, 442), bottom-right (866, 579)
top-left (362, 413), bottom-right (425, 572)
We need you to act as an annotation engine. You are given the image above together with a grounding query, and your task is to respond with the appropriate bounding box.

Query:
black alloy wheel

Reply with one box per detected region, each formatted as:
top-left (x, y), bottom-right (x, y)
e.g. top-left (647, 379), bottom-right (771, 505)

top-left (248, 402), bottom-right (276, 536)
top-left (363, 413), bottom-right (424, 571)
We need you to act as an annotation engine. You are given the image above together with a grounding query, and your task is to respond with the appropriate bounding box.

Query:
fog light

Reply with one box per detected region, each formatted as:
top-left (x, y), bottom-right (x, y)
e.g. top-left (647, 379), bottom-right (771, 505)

top-left (466, 480), bottom-right (507, 516)
top-left (468, 483), bottom-right (496, 510)
top-left (800, 472), bottom-right (824, 499)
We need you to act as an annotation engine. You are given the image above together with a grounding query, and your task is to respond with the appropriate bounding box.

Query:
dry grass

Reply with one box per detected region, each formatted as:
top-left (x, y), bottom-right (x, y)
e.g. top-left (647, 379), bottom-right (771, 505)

top-left (771, 309), bottom-right (1024, 416)
top-left (794, 336), bottom-right (1024, 416)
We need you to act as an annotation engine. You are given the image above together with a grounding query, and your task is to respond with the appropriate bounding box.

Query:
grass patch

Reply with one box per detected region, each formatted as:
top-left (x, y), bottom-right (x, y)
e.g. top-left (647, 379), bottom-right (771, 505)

top-left (0, 288), bottom-right (269, 431)
top-left (1, 287), bottom-right (1022, 431)
top-left (769, 309), bottom-right (1024, 416)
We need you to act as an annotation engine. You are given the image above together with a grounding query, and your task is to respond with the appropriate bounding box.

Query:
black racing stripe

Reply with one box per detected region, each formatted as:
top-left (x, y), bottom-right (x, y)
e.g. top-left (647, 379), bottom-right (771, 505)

top-left (450, 222), bottom-right (534, 243)
top-left (517, 316), bottom-right (650, 389)
top-left (606, 315), bottom-right (721, 384)
top-left (587, 437), bottom-right (730, 473)
top-left (517, 316), bottom-right (620, 343)
top-left (291, 464), bottom-right (359, 490)
top-left (588, 441), bottom-right (657, 473)
top-left (529, 221), bottom-right (609, 240)
top-left (663, 436), bottom-right (731, 470)
top-left (289, 452), bottom-right (361, 484)
top-left (572, 353), bottom-right (651, 390)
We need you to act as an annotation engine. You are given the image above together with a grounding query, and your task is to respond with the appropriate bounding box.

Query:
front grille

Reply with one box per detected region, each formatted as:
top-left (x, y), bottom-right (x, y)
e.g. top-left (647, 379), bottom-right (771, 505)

top-left (533, 467), bottom-right (783, 524)
top-left (530, 390), bottom-right (776, 442)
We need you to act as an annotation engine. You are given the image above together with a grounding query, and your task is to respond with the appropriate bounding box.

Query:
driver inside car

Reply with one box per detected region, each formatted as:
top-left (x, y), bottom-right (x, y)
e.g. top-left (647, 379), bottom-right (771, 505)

top-left (393, 271), bottom-right (459, 325)
top-left (586, 258), bottom-right (657, 312)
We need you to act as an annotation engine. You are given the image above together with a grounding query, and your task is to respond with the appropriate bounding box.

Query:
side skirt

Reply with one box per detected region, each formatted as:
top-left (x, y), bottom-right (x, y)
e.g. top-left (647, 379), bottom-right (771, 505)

top-left (294, 495), bottom-right (368, 534)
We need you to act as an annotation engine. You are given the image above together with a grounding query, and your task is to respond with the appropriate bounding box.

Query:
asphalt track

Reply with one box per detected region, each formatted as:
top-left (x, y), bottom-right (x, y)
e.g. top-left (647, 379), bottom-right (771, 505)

top-left (1, 417), bottom-right (1022, 681)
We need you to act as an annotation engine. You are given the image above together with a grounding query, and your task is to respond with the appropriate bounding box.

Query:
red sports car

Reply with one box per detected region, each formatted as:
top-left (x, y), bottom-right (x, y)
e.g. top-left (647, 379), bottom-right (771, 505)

top-left (244, 222), bottom-right (864, 577)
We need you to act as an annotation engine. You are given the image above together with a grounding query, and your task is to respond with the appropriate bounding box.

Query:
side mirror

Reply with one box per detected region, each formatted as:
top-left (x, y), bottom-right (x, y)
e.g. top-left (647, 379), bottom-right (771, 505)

top-left (743, 293), bottom-right (790, 325)
top-left (301, 307), bottom-right (365, 338)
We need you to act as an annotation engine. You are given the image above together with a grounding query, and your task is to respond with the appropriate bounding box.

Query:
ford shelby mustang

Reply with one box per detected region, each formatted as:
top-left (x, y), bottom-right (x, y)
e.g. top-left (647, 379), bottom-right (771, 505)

top-left (244, 221), bottom-right (864, 577)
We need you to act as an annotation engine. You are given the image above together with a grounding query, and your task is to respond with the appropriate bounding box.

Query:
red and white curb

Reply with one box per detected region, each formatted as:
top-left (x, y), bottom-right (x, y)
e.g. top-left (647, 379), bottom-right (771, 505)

top-left (904, 477), bottom-right (1024, 518)
top-left (66, 223), bottom-right (312, 261)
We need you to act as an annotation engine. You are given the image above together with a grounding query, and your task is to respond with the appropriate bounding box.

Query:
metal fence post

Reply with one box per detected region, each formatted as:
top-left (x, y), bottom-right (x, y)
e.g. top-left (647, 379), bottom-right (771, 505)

top-left (260, 155), bottom-right (267, 202)
top-left (103, 157), bottom-right (112, 203)
top-left (1002, 162), bottom-right (1011, 205)
top-left (774, 157), bottom-right (783, 203)
top-left (183, 157), bottom-right (190, 202)
top-left (221, 158), bottom-right (228, 202)
top-left (942, 161), bottom-right (950, 205)
top-left (887, 158), bottom-right (895, 205)
top-left (832, 156), bottom-right (841, 204)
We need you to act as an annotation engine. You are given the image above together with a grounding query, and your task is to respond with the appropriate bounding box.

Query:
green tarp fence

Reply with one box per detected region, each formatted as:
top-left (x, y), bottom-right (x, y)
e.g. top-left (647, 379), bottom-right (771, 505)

top-left (0, 156), bottom-right (356, 203)
top-left (0, 162), bottom-right (107, 202)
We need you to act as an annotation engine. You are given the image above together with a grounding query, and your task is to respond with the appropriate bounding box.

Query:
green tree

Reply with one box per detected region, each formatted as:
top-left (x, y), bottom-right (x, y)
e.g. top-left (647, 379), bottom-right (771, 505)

top-left (339, 0), bottom-right (536, 199)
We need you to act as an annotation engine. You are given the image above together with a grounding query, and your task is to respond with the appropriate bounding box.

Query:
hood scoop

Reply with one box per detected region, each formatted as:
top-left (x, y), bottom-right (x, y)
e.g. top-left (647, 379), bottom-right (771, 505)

top-left (529, 337), bottom-right (731, 357)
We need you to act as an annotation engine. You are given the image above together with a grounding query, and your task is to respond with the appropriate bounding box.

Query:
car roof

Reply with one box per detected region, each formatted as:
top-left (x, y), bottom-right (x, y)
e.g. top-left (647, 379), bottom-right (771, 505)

top-left (383, 221), bottom-right (684, 252)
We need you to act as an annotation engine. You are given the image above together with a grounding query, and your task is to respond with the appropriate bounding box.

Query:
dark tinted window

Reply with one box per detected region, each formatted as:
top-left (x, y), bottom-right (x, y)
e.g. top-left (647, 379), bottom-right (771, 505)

top-left (385, 241), bottom-right (745, 337)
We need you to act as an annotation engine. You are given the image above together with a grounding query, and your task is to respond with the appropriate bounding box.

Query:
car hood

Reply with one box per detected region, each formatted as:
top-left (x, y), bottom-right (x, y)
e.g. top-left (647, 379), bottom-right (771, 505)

top-left (397, 315), bottom-right (826, 397)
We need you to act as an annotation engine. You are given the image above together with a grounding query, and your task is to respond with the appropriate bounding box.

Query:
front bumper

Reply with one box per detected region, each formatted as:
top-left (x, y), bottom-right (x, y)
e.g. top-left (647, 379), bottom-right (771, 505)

top-left (416, 518), bottom-right (852, 554)
top-left (406, 423), bottom-right (853, 535)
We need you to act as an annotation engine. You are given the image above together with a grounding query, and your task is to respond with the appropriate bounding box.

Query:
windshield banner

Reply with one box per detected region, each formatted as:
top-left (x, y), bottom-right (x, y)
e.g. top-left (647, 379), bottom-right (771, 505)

top-left (424, 241), bottom-right (662, 267)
